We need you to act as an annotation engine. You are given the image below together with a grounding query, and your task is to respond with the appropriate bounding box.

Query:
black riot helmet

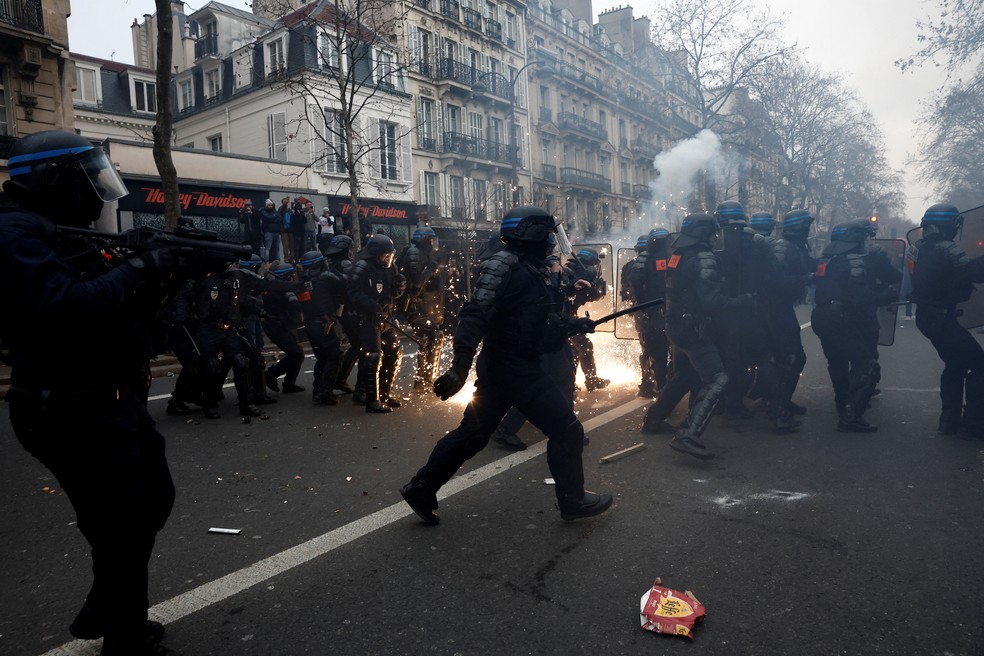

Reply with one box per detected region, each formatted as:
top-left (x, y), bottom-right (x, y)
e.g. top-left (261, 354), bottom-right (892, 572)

top-left (3, 130), bottom-right (128, 226)
top-left (239, 254), bottom-right (264, 273)
top-left (411, 226), bottom-right (439, 250)
top-left (920, 203), bottom-right (963, 240)
top-left (299, 250), bottom-right (326, 270)
top-left (575, 248), bottom-right (603, 267)
top-left (499, 205), bottom-right (557, 242)
top-left (647, 228), bottom-right (670, 249)
top-left (823, 220), bottom-right (873, 256)
top-left (634, 235), bottom-right (648, 253)
top-left (714, 200), bottom-right (746, 226)
top-left (365, 233), bottom-right (396, 267)
top-left (781, 209), bottom-right (814, 240)
top-left (749, 212), bottom-right (775, 236)
top-left (270, 262), bottom-right (296, 280)
top-left (673, 213), bottom-right (719, 248)
top-left (323, 234), bottom-right (354, 258)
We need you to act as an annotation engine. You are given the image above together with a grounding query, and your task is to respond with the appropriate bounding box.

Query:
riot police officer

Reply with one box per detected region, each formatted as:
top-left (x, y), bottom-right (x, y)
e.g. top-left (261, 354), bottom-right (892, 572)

top-left (400, 206), bottom-right (612, 524)
top-left (749, 211), bottom-right (776, 238)
top-left (621, 234), bottom-right (655, 396)
top-left (641, 213), bottom-right (753, 458)
top-left (566, 247), bottom-right (610, 392)
top-left (0, 131), bottom-right (178, 654)
top-left (631, 228), bottom-right (672, 397)
top-left (322, 235), bottom-right (361, 394)
top-left (262, 261), bottom-right (306, 395)
top-left (348, 234), bottom-right (407, 413)
top-left (767, 209), bottom-right (816, 415)
top-left (812, 220), bottom-right (894, 432)
top-left (297, 250), bottom-right (345, 405)
top-left (397, 226), bottom-right (446, 392)
top-left (910, 204), bottom-right (984, 437)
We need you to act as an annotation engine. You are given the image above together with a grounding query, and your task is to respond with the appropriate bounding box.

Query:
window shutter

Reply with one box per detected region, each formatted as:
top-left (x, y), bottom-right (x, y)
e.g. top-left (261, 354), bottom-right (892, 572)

top-left (368, 118), bottom-right (380, 179)
top-left (400, 129), bottom-right (412, 182)
top-left (269, 112), bottom-right (287, 161)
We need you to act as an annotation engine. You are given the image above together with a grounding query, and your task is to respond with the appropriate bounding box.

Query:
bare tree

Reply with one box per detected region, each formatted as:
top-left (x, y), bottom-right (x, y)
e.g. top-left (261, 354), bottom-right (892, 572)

top-left (647, 0), bottom-right (796, 208)
top-left (266, 0), bottom-right (414, 250)
top-left (896, 0), bottom-right (984, 76)
top-left (153, 0), bottom-right (180, 229)
top-left (914, 60), bottom-right (984, 210)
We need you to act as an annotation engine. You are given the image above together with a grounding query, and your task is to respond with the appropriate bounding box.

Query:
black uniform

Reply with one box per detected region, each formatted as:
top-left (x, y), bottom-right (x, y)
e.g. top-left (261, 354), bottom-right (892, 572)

top-left (630, 237), bottom-right (671, 396)
top-left (642, 215), bottom-right (751, 458)
top-left (812, 235), bottom-right (894, 431)
top-left (911, 229), bottom-right (984, 436)
top-left (298, 256), bottom-right (346, 405)
top-left (768, 234), bottom-right (815, 409)
top-left (1, 211), bottom-right (175, 653)
top-left (397, 239), bottom-right (446, 390)
top-left (565, 255), bottom-right (609, 391)
top-left (262, 270), bottom-right (306, 394)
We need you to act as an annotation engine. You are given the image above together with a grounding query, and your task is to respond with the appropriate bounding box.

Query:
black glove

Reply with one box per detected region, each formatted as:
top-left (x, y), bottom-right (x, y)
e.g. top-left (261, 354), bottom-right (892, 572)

top-left (434, 366), bottom-right (467, 401)
top-left (128, 248), bottom-right (174, 278)
top-left (568, 316), bottom-right (596, 336)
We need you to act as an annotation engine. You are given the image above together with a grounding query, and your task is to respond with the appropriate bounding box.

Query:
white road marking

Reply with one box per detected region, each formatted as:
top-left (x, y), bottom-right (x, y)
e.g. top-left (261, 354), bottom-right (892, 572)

top-left (40, 397), bottom-right (650, 656)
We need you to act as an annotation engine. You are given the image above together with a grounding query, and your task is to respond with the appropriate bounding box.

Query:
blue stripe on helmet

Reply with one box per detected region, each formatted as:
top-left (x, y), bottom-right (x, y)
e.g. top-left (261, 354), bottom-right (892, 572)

top-left (300, 256), bottom-right (324, 267)
top-left (8, 145), bottom-right (93, 166)
top-left (500, 218), bottom-right (523, 226)
top-left (718, 207), bottom-right (744, 216)
top-left (923, 211), bottom-right (960, 221)
top-left (9, 166), bottom-right (32, 177)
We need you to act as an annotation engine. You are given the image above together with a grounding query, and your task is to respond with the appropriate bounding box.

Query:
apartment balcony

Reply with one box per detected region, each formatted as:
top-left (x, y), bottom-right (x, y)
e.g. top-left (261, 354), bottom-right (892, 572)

top-left (472, 71), bottom-right (513, 105)
top-left (432, 57), bottom-right (478, 96)
top-left (440, 0), bottom-right (458, 20)
top-left (632, 184), bottom-right (652, 199)
top-left (556, 111), bottom-right (607, 141)
top-left (621, 182), bottom-right (631, 196)
top-left (441, 131), bottom-right (518, 167)
top-left (417, 135), bottom-right (437, 152)
top-left (539, 107), bottom-right (553, 123)
top-left (530, 48), bottom-right (606, 95)
top-left (0, 0), bottom-right (43, 33)
top-left (541, 164), bottom-right (557, 181)
top-left (194, 33), bottom-right (219, 60)
top-left (485, 19), bottom-right (502, 42)
top-left (632, 138), bottom-right (660, 160)
top-left (462, 6), bottom-right (482, 31)
top-left (561, 167), bottom-right (610, 193)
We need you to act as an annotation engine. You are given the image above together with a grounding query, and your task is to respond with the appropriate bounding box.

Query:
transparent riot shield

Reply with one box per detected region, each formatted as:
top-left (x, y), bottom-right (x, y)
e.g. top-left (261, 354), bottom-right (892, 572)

top-left (906, 205), bottom-right (984, 328)
top-left (871, 238), bottom-right (906, 346)
top-left (614, 247), bottom-right (640, 339)
top-left (569, 243), bottom-right (616, 332)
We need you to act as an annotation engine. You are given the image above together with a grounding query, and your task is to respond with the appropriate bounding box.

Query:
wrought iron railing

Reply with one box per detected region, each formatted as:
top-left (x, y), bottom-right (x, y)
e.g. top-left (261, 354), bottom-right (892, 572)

top-left (462, 6), bottom-right (482, 30)
top-left (0, 0), bottom-right (43, 33)
top-left (561, 167), bottom-right (610, 192)
top-left (541, 164), bottom-right (557, 181)
top-left (441, 131), bottom-right (518, 166)
top-left (440, 0), bottom-right (458, 20)
top-left (557, 111), bottom-right (607, 140)
top-left (485, 20), bottom-right (502, 41)
top-left (195, 33), bottom-right (219, 59)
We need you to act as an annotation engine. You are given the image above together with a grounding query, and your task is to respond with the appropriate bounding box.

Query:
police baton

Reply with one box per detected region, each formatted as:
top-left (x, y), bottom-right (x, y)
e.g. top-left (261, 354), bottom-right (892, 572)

top-left (590, 298), bottom-right (665, 328)
top-left (384, 317), bottom-right (425, 347)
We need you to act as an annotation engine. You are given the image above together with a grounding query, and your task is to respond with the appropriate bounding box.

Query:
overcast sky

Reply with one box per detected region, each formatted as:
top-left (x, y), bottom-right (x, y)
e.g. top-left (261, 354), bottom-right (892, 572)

top-left (68, 0), bottom-right (946, 221)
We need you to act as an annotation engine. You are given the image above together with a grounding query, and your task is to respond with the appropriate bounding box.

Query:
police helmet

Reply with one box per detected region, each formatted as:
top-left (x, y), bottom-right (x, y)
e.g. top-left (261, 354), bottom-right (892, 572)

top-left (299, 250), bottom-right (326, 269)
top-left (365, 234), bottom-right (396, 257)
top-left (3, 130), bottom-right (129, 225)
top-left (781, 209), bottom-right (814, 239)
top-left (749, 212), bottom-right (775, 236)
top-left (271, 262), bottom-right (296, 278)
top-left (239, 254), bottom-right (264, 272)
top-left (634, 235), bottom-right (648, 253)
top-left (674, 213), bottom-right (719, 248)
top-left (323, 234), bottom-right (354, 257)
top-left (499, 206), bottom-right (557, 242)
top-left (411, 226), bottom-right (439, 248)
top-left (714, 200), bottom-right (746, 225)
top-left (920, 203), bottom-right (963, 239)
top-left (575, 248), bottom-right (602, 267)
top-left (824, 220), bottom-right (872, 256)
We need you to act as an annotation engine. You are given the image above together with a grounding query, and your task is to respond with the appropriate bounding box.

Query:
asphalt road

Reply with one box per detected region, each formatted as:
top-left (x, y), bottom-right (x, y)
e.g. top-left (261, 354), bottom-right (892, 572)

top-left (1, 314), bottom-right (982, 656)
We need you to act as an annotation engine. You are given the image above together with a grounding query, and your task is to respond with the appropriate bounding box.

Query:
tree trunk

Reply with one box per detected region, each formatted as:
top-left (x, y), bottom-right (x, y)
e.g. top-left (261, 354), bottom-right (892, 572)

top-left (153, 0), bottom-right (180, 230)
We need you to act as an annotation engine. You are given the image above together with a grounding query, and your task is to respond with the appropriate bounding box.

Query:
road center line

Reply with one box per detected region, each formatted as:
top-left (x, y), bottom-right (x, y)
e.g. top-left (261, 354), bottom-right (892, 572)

top-left (40, 396), bottom-right (650, 656)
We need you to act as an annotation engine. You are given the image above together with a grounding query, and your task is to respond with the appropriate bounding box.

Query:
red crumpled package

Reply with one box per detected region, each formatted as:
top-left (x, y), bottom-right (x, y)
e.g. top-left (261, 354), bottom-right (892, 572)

top-left (639, 578), bottom-right (706, 639)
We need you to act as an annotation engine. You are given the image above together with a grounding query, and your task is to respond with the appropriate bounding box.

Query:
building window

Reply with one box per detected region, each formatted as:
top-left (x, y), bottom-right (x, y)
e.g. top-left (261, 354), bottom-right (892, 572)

top-left (376, 49), bottom-right (397, 89)
top-left (209, 134), bottom-right (223, 152)
top-left (378, 120), bottom-right (398, 180)
top-left (423, 172), bottom-right (438, 206)
top-left (74, 66), bottom-right (100, 105)
top-left (450, 175), bottom-right (464, 216)
top-left (0, 67), bottom-right (10, 136)
top-left (205, 69), bottom-right (220, 101)
top-left (268, 111), bottom-right (287, 161)
top-left (473, 179), bottom-right (487, 221)
top-left (317, 30), bottom-right (341, 71)
top-left (321, 109), bottom-right (346, 174)
top-left (267, 38), bottom-right (286, 73)
top-left (133, 79), bottom-right (156, 112)
top-left (179, 80), bottom-right (193, 111)
top-left (468, 111), bottom-right (482, 139)
top-left (417, 97), bottom-right (434, 150)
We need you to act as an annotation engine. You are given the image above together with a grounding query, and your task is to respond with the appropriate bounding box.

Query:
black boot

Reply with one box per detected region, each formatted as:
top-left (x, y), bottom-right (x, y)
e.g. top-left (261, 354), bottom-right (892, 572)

top-left (166, 399), bottom-right (193, 416)
top-left (490, 429), bottom-right (527, 451)
top-left (400, 478), bottom-right (440, 525)
top-left (668, 430), bottom-right (715, 459)
top-left (557, 490), bottom-right (613, 521)
top-left (938, 410), bottom-right (961, 436)
top-left (837, 406), bottom-right (877, 433)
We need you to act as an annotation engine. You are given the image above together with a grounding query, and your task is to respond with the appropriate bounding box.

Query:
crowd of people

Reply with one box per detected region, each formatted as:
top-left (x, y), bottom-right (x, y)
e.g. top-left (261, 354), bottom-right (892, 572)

top-left (2, 129), bottom-right (982, 655)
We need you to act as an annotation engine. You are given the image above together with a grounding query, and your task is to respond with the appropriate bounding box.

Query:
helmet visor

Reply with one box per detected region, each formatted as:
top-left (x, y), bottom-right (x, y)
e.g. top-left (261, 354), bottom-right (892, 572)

top-left (78, 148), bottom-right (128, 202)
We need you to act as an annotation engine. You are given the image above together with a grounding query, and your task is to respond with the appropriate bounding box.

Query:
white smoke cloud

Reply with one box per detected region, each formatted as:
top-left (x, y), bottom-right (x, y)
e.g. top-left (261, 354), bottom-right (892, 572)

top-left (649, 129), bottom-right (722, 217)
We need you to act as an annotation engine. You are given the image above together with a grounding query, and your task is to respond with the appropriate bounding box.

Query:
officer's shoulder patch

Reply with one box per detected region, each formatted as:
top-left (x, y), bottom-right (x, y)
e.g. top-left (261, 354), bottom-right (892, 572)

top-left (668, 253), bottom-right (681, 269)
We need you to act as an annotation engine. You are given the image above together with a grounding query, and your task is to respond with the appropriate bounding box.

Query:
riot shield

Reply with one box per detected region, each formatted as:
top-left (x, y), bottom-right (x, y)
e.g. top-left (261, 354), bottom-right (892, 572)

top-left (906, 205), bottom-right (984, 328)
top-left (569, 243), bottom-right (616, 333)
top-left (870, 238), bottom-right (906, 346)
top-left (614, 247), bottom-right (640, 339)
